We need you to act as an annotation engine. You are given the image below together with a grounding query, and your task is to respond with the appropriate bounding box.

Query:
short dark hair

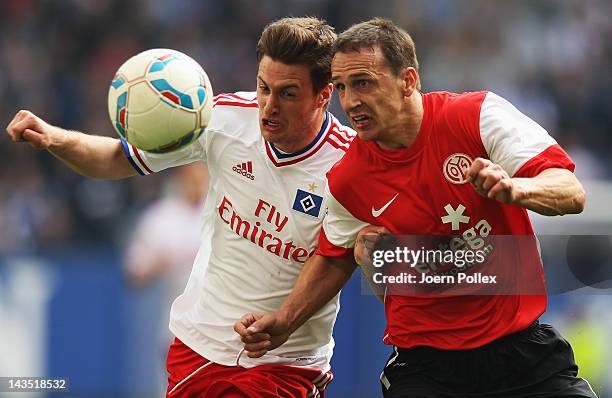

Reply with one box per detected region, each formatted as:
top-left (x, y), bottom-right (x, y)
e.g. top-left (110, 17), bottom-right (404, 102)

top-left (334, 18), bottom-right (421, 89)
top-left (257, 17), bottom-right (336, 92)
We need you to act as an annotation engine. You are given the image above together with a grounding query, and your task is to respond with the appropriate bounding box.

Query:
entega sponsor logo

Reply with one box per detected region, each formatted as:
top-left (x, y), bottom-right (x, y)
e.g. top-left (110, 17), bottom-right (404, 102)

top-left (415, 211), bottom-right (494, 276)
top-left (218, 196), bottom-right (315, 263)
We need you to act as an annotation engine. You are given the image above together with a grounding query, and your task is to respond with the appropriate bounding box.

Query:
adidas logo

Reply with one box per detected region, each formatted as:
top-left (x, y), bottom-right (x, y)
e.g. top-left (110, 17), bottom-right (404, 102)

top-left (232, 161), bottom-right (255, 180)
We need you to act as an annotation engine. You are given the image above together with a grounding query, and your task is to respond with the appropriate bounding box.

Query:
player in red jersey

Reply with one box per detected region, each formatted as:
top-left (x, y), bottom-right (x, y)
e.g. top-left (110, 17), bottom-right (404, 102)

top-left (236, 18), bottom-right (597, 397)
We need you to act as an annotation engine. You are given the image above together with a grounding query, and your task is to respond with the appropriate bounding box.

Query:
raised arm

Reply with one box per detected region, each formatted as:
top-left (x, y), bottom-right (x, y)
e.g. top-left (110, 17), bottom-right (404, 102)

top-left (6, 110), bottom-right (136, 179)
top-left (235, 253), bottom-right (356, 358)
top-left (467, 158), bottom-right (585, 216)
top-left (471, 92), bottom-right (586, 215)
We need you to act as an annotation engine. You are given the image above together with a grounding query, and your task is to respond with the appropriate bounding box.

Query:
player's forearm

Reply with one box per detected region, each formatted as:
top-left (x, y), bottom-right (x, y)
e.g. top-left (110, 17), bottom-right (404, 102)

top-left (358, 263), bottom-right (385, 302)
top-left (512, 168), bottom-right (586, 216)
top-left (48, 129), bottom-right (136, 179)
top-left (278, 254), bottom-right (356, 334)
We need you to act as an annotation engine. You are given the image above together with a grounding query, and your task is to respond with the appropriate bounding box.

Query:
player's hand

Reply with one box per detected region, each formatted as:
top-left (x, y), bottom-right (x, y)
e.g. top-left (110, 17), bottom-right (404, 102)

top-left (354, 225), bottom-right (394, 267)
top-left (234, 312), bottom-right (291, 358)
top-left (466, 158), bottom-right (518, 204)
top-left (5, 110), bottom-right (62, 149)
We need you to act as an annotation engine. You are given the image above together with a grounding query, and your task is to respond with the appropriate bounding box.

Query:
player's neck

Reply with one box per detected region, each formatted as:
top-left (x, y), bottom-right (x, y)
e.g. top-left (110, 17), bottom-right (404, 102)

top-left (377, 91), bottom-right (424, 151)
top-left (274, 111), bottom-right (326, 153)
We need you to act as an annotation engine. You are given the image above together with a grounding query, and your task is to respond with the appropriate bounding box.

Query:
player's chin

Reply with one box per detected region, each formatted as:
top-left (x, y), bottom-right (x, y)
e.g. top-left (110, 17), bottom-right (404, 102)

top-left (355, 127), bottom-right (380, 142)
top-left (260, 122), bottom-right (285, 141)
top-left (261, 130), bottom-right (286, 146)
top-left (351, 120), bottom-right (379, 141)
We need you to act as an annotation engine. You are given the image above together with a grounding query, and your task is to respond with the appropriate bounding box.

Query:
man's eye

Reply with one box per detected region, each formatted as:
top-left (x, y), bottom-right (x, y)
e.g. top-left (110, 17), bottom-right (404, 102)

top-left (357, 80), bottom-right (370, 88)
top-left (334, 83), bottom-right (345, 91)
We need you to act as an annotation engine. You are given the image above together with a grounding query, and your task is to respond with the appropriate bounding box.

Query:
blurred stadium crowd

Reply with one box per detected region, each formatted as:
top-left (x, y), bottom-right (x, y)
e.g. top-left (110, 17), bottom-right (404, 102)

top-left (1, 1), bottom-right (611, 396)
top-left (1, 0), bottom-right (611, 254)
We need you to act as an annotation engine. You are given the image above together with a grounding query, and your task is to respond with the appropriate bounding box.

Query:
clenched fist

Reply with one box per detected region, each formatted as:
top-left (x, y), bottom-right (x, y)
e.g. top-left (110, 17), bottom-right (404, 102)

top-left (6, 110), bottom-right (63, 149)
top-left (354, 225), bottom-right (393, 267)
top-left (466, 158), bottom-right (519, 204)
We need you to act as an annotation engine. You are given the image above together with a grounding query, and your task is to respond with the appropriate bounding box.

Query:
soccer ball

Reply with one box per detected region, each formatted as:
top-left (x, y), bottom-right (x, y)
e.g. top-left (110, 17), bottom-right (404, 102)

top-left (108, 48), bottom-right (213, 153)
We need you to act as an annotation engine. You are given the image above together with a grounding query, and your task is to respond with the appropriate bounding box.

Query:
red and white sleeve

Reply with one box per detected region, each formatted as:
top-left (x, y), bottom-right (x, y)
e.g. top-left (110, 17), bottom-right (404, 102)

top-left (479, 92), bottom-right (575, 178)
top-left (316, 185), bottom-right (368, 258)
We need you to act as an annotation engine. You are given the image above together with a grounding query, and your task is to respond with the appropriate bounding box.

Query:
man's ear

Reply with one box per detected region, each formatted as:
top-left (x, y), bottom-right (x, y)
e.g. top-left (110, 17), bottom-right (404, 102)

top-left (402, 67), bottom-right (419, 97)
top-left (318, 83), bottom-right (333, 108)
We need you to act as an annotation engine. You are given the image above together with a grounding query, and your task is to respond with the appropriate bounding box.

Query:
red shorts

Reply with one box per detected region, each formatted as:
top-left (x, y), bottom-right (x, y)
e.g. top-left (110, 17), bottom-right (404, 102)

top-left (166, 338), bottom-right (333, 397)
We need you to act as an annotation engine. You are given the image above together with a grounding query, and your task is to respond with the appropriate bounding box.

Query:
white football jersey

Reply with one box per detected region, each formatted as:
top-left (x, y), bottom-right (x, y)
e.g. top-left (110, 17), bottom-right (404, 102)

top-left (122, 91), bottom-right (355, 371)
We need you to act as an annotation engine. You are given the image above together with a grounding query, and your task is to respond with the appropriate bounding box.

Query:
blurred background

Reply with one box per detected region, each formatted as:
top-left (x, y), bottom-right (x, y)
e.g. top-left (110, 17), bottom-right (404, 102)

top-left (0, 0), bottom-right (611, 396)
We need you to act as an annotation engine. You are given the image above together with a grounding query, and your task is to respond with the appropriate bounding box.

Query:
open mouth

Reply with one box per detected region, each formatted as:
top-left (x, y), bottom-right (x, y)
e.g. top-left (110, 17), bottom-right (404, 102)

top-left (262, 118), bottom-right (281, 130)
top-left (351, 114), bottom-right (371, 128)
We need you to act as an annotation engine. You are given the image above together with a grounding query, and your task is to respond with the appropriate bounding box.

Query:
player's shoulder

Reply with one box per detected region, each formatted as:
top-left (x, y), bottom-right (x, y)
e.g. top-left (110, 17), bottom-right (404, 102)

top-left (425, 91), bottom-right (491, 138)
top-left (205, 91), bottom-right (259, 140)
top-left (213, 91), bottom-right (258, 108)
top-left (325, 112), bottom-right (356, 151)
top-left (308, 113), bottom-right (355, 168)
top-left (328, 113), bottom-right (356, 138)
top-left (325, 133), bottom-right (367, 192)
top-left (429, 90), bottom-right (526, 130)
top-left (425, 90), bottom-right (489, 115)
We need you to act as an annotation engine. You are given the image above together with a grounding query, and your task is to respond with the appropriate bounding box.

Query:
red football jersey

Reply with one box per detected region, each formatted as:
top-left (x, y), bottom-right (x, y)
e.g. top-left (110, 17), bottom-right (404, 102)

top-left (317, 91), bottom-right (575, 350)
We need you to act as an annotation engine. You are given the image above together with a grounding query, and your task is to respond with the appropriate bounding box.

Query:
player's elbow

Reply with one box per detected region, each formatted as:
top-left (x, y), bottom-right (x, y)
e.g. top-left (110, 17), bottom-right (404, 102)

top-left (570, 187), bottom-right (586, 214)
top-left (558, 173), bottom-right (586, 215)
top-left (558, 185), bottom-right (586, 215)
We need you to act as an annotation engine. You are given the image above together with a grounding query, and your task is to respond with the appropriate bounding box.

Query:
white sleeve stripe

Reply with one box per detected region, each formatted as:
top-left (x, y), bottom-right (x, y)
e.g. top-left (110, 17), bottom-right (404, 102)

top-left (120, 138), bottom-right (144, 175)
top-left (330, 126), bottom-right (356, 141)
top-left (128, 144), bottom-right (154, 175)
top-left (120, 138), bottom-right (152, 175)
top-left (329, 128), bottom-right (352, 144)
top-left (217, 92), bottom-right (257, 102)
top-left (213, 94), bottom-right (257, 105)
top-left (329, 115), bottom-right (357, 140)
top-left (326, 134), bottom-right (350, 149)
top-left (323, 185), bottom-right (369, 249)
top-left (480, 92), bottom-right (557, 177)
top-left (213, 98), bottom-right (255, 105)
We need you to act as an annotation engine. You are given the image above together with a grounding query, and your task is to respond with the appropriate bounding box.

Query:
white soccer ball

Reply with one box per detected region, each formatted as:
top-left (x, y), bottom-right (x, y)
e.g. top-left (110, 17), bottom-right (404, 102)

top-left (107, 48), bottom-right (213, 153)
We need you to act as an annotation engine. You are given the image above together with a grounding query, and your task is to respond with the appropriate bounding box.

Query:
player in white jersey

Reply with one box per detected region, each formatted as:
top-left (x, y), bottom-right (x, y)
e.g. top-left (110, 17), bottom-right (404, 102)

top-left (6, 17), bottom-right (355, 397)
top-left (130, 89), bottom-right (352, 364)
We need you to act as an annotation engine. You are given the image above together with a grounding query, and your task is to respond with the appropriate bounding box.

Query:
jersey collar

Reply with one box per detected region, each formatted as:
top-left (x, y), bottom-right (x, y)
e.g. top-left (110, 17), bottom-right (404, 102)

top-left (265, 112), bottom-right (331, 167)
